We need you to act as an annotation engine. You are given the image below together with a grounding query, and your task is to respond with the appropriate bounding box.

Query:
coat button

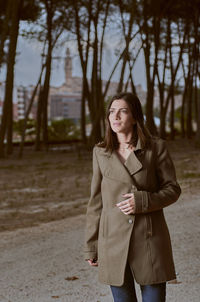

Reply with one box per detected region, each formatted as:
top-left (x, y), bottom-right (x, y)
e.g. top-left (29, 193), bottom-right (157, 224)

top-left (128, 219), bottom-right (133, 224)
top-left (131, 185), bottom-right (137, 192)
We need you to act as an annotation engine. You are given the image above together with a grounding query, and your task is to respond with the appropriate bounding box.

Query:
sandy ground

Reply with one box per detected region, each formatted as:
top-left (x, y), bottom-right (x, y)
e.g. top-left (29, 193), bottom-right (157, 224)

top-left (0, 139), bottom-right (200, 301)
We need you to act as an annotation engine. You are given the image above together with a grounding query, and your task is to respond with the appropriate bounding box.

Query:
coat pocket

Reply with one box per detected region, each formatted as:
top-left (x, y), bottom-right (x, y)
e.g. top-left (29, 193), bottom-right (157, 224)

top-left (145, 214), bottom-right (152, 238)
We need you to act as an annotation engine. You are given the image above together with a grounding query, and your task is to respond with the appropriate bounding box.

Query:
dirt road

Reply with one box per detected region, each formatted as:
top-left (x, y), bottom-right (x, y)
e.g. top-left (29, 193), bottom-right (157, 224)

top-left (0, 184), bottom-right (200, 302)
top-left (0, 140), bottom-right (200, 301)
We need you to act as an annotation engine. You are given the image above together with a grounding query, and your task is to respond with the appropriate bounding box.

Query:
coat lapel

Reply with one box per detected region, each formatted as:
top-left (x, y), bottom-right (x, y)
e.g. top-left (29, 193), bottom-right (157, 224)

top-left (102, 138), bottom-right (143, 184)
top-left (104, 152), bottom-right (133, 184)
top-left (124, 151), bottom-right (142, 175)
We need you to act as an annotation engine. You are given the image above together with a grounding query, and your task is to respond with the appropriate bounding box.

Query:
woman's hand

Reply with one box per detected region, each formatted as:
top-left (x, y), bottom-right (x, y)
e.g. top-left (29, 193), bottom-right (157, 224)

top-left (87, 259), bottom-right (98, 266)
top-left (116, 193), bottom-right (136, 215)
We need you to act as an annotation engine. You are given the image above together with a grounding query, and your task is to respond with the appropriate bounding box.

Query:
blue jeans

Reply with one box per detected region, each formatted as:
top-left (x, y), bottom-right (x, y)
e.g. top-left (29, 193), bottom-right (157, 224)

top-left (110, 264), bottom-right (166, 302)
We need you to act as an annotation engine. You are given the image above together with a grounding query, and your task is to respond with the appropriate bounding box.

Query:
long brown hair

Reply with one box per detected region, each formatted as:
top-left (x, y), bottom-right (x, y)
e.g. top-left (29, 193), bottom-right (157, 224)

top-left (98, 92), bottom-right (151, 152)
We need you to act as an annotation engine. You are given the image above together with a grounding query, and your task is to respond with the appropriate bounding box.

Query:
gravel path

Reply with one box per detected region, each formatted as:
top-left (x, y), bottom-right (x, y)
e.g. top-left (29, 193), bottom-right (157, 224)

top-left (0, 180), bottom-right (200, 302)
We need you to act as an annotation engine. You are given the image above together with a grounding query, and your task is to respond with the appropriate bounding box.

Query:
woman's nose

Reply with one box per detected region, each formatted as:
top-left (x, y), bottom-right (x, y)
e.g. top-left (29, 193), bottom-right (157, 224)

top-left (115, 111), bottom-right (120, 119)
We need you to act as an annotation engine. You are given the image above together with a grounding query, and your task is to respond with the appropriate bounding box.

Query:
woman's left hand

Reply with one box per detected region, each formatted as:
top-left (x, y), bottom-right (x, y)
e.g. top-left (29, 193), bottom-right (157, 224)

top-left (116, 193), bottom-right (136, 215)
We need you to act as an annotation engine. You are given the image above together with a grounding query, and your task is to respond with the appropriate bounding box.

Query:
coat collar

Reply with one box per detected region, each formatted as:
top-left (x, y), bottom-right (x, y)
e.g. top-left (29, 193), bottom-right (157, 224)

top-left (124, 138), bottom-right (143, 175)
top-left (101, 138), bottom-right (143, 184)
top-left (134, 137), bottom-right (142, 151)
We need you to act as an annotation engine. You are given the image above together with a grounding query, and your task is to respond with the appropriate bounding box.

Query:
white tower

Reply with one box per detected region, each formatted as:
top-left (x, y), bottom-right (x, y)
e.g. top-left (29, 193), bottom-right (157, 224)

top-left (65, 48), bottom-right (72, 83)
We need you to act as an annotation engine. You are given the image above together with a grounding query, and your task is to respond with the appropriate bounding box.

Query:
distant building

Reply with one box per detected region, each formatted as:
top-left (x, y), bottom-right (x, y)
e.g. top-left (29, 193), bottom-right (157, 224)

top-left (48, 48), bottom-right (147, 122)
top-left (16, 85), bottom-right (37, 120)
top-left (1, 48), bottom-right (183, 125)
top-left (50, 93), bottom-right (81, 123)
top-left (17, 86), bottom-right (27, 119)
top-left (1, 49), bottom-right (148, 123)
top-left (52, 48), bottom-right (144, 99)
top-left (0, 82), bottom-right (18, 122)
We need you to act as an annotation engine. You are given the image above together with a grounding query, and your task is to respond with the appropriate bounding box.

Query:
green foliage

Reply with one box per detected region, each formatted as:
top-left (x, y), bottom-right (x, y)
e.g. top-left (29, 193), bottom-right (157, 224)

top-left (105, 96), bottom-right (111, 110)
top-left (13, 119), bottom-right (36, 136)
top-left (153, 107), bottom-right (160, 118)
top-left (175, 93), bottom-right (198, 121)
top-left (174, 106), bottom-right (181, 121)
top-left (48, 119), bottom-right (81, 141)
top-left (85, 114), bottom-right (91, 124)
top-left (13, 119), bottom-right (81, 142)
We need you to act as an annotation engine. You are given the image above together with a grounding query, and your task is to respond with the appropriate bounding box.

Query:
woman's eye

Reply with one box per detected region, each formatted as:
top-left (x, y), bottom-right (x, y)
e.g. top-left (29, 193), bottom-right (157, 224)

top-left (121, 109), bottom-right (128, 113)
top-left (109, 110), bottom-right (114, 114)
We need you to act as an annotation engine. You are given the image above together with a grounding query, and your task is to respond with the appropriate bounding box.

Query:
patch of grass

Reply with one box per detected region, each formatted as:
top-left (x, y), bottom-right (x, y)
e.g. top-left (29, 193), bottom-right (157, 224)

top-left (38, 162), bottom-right (50, 166)
top-left (182, 172), bottom-right (200, 179)
top-left (75, 178), bottom-right (80, 188)
top-left (59, 192), bottom-right (65, 198)
top-left (0, 164), bottom-right (16, 170)
top-left (55, 163), bottom-right (77, 170)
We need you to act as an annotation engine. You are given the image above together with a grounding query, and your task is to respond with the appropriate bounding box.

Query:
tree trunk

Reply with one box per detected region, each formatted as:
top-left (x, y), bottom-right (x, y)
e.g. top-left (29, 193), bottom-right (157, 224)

top-left (19, 65), bottom-right (44, 157)
top-left (169, 93), bottom-right (175, 140)
top-left (81, 80), bottom-right (87, 143)
top-left (186, 66), bottom-right (194, 139)
top-left (141, 6), bottom-right (157, 135)
top-left (89, 11), bottom-right (102, 145)
top-left (159, 109), bottom-right (166, 138)
top-left (41, 0), bottom-right (53, 151)
top-left (73, 1), bottom-right (91, 145)
top-left (117, 5), bottom-right (134, 93)
top-left (42, 50), bottom-right (52, 150)
top-left (117, 54), bottom-right (128, 93)
top-left (142, 30), bottom-right (156, 134)
top-left (180, 88), bottom-right (187, 138)
top-left (180, 50), bottom-right (191, 138)
top-left (193, 11), bottom-right (200, 147)
top-left (195, 86), bottom-right (200, 147)
top-left (145, 83), bottom-right (157, 134)
top-left (158, 82), bottom-right (166, 138)
top-left (0, 0), bottom-right (22, 157)
top-left (35, 87), bottom-right (43, 150)
top-left (186, 84), bottom-right (193, 138)
top-left (0, 0), bottom-right (12, 69)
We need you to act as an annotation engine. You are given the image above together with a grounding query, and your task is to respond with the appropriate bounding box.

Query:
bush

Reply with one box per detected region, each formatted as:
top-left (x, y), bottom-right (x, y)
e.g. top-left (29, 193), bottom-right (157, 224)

top-left (13, 119), bottom-right (36, 137)
top-left (48, 119), bottom-right (81, 141)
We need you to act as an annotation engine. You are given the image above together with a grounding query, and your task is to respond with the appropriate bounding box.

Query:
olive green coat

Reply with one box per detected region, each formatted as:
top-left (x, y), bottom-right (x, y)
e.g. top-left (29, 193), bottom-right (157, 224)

top-left (84, 137), bottom-right (181, 286)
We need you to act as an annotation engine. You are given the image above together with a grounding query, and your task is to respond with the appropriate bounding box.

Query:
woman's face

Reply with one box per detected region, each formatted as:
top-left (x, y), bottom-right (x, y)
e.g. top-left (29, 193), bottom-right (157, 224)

top-left (108, 99), bottom-right (135, 134)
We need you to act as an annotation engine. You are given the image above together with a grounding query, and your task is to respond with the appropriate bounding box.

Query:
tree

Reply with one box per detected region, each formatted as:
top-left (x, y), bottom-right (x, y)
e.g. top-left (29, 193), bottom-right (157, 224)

top-left (0, 0), bottom-right (24, 157)
top-left (34, 0), bottom-right (69, 150)
top-left (19, 63), bottom-right (45, 157)
top-left (71, 0), bottom-right (112, 145)
top-left (69, 0), bottom-right (144, 146)
top-left (0, 0), bottom-right (40, 157)
top-left (0, 0), bottom-right (12, 70)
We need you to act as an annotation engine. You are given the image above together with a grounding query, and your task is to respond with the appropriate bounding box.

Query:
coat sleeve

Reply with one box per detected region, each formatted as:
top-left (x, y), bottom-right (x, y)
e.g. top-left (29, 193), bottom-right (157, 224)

top-left (84, 146), bottom-right (102, 260)
top-left (134, 139), bottom-right (181, 214)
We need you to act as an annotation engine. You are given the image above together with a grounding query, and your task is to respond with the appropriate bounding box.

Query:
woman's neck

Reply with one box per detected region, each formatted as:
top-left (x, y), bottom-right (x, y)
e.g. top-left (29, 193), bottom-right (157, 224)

top-left (116, 132), bottom-right (135, 160)
top-left (117, 132), bottom-right (133, 146)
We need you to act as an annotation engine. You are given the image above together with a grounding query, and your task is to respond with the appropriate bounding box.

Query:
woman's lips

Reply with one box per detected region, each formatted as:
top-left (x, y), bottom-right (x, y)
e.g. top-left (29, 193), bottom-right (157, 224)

top-left (113, 122), bottom-right (121, 126)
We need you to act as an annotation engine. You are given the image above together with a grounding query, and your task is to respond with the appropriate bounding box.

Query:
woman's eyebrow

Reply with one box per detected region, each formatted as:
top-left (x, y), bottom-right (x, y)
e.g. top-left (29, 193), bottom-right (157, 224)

top-left (109, 107), bottom-right (129, 110)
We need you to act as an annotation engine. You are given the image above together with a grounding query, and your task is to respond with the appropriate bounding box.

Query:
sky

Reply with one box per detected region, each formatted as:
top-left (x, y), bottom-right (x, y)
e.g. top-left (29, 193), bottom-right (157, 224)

top-left (0, 26), bottom-right (147, 98)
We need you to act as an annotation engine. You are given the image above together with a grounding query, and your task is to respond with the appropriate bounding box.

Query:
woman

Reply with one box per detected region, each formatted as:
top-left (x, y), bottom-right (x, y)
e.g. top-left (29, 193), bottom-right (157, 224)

top-left (84, 92), bottom-right (181, 302)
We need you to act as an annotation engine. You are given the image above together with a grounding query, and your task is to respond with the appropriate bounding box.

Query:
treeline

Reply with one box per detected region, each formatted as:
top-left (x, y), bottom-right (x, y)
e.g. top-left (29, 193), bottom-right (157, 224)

top-left (0, 0), bottom-right (200, 157)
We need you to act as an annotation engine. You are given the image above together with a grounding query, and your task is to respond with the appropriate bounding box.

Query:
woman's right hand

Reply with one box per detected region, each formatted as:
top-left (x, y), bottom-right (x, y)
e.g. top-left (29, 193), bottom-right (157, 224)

top-left (87, 259), bottom-right (98, 266)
